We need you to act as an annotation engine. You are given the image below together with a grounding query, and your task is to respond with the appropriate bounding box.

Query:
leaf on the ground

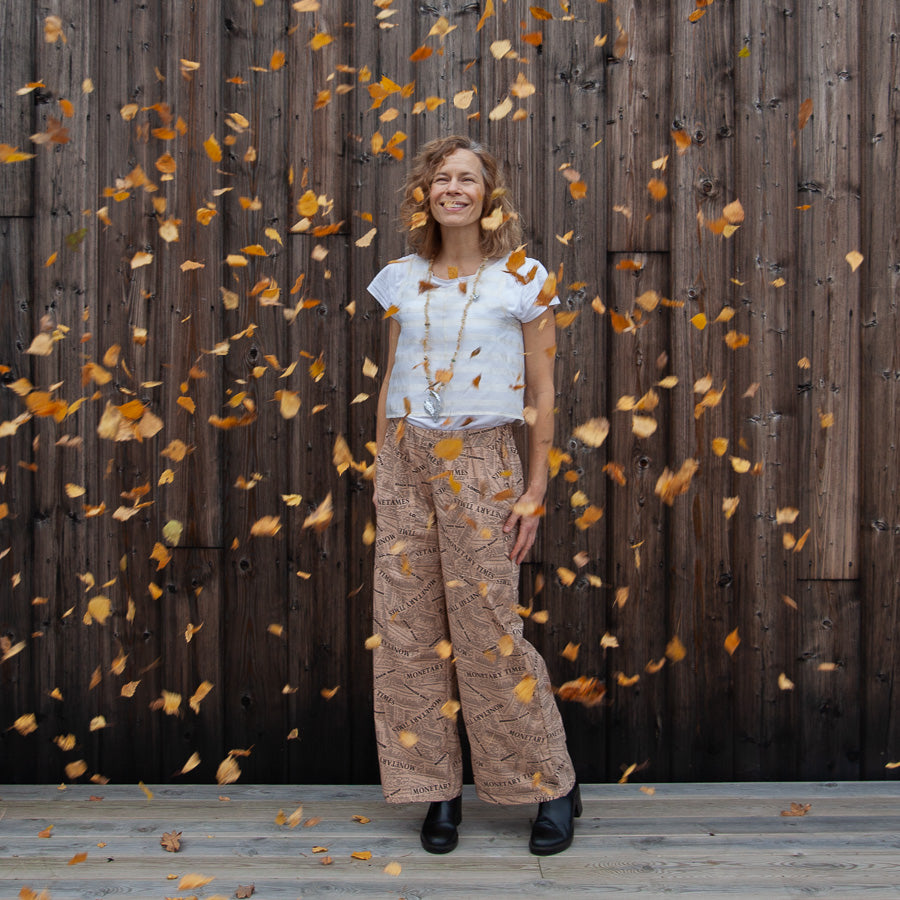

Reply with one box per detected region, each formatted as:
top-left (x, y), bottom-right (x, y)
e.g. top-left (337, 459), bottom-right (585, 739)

top-left (780, 802), bottom-right (811, 817)
top-left (160, 830), bottom-right (181, 852)
top-left (236, 886), bottom-right (255, 899)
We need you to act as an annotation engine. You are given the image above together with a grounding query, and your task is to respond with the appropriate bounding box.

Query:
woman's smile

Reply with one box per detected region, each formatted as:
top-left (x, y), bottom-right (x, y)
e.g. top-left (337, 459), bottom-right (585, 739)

top-left (429, 149), bottom-right (485, 229)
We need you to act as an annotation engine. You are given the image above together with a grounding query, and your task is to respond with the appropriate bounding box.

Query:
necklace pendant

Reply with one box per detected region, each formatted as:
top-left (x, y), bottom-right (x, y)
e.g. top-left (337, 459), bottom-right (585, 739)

top-left (424, 389), bottom-right (443, 422)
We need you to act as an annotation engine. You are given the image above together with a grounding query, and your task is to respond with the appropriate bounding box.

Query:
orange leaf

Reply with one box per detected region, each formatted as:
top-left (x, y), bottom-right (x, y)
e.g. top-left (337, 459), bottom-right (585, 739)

top-left (409, 45), bottom-right (433, 62)
top-left (203, 134), bottom-right (222, 162)
top-left (476, 0), bottom-right (495, 31)
top-left (724, 628), bottom-right (740, 656)
top-left (530, 6), bottom-right (553, 20)
top-left (309, 32), bottom-right (333, 50)
top-left (798, 97), bottom-right (813, 130)
top-left (270, 49), bottom-right (286, 71)
top-left (671, 129), bottom-right (692, 154)
top-left (433, 437), bottom-right (463, 461)
top-left (647, 177), bottom-right (667, 200)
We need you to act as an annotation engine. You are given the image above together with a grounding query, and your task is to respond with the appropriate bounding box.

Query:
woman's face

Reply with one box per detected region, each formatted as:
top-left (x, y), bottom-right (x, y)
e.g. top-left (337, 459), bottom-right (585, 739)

top-left (428, 149), bottom-right (485, 233)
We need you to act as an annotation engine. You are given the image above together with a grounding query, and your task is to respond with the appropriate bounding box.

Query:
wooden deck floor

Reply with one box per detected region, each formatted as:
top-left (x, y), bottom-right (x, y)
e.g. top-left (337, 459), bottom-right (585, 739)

top-left (3, 782), bottom-right (900, 898)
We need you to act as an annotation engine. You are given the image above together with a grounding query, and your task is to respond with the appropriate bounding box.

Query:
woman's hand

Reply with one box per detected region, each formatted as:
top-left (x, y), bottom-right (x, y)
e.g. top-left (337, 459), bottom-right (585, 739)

top-left (503, 490), bottom-right (545, 565)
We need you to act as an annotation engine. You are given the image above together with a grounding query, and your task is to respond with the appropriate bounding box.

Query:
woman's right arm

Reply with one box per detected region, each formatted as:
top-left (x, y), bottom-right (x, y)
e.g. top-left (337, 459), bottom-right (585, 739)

top-left (374, 318), bottom-right (401, 502)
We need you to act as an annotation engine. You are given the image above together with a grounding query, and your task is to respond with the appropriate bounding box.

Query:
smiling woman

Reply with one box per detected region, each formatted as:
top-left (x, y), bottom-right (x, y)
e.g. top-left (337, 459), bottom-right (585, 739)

top-left (367, 135), bottom-right (580, 857)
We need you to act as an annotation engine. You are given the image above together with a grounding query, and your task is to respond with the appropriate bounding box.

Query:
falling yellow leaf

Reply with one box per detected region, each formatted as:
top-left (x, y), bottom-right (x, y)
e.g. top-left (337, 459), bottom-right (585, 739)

top-left (309, 32), bottom-right (333, 50)
top-left (303, 493), bottom-right (334, 531)
top-left (632, 415), bottom-right (657, 438)
top-left (216, 756), bottom-right (241, 785)
top-left (572, 417), bottom-right (609, 448)
top-left (665, 636), bottom-right (686, 663)
top-left (724, 628), bottom-right (740, 656)
top-left (203, 134), bottom-right (222, 161)
top-left (489, 96), bottom-right (513, 121)
top-left (13, 713), bottom-right (38, 736)
top-left (86, 595), bottom-right (112, 625)
top-left (514, 674), bottom-right (538, 704)
top-left (433, 437), bottom-right (463, 460)
top-left (355, 227), bottom-right (377, 247)
top-left (845, 250), bottom-right (863, 272)
top-left (251, 516), bottom-right (282, 537)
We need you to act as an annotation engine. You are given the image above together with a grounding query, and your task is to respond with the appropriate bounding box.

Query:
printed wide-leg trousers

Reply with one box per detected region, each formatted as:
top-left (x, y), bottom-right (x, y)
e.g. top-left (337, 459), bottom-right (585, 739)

top-left (373, 420), bottom-right (576, 805)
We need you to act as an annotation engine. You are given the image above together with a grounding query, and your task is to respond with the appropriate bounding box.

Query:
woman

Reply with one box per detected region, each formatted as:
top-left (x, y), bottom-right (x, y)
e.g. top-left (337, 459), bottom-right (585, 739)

top-left (368, 135), bottom-right (580, 856)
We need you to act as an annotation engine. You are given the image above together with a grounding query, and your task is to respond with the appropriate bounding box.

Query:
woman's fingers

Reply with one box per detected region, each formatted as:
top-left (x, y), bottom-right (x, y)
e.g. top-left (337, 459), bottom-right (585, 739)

top-left (507, 513), bottom-right (539, 564)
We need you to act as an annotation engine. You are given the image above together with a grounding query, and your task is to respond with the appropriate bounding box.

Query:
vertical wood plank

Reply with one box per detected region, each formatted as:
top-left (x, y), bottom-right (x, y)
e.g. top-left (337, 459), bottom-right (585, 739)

top-left (219, 0), bottom-right (292, 782)
top-left (666, 0), bottom-right (738, 780)
top-left (731, 0), bottom-right (802, 780)
top-left (285, 240), bottom-right (353, 782)
top-left (539, 11), bottom-right (611, 785)
top-left (85, 0), bottom-right (168, 784)
top-left (344, 0), bottom-right (385, 786)
top-left (284, 2), bottom-right (356, 785)
top-left (604, 253), bottom-right (670, 782)
top-left (859, 1), bottom-right (900, 778)
top-left (605, 0), bottom-right (670, 253)
top-left (0, 218), bottom-right (37, 781)
top-left (795, 1), bottom-right (861, 579)
top-left (156, 548), bottom-right (225, 782)
top-left (30, 0), bottom-right (102, 786)
top-left (795, 581), bottom-right (861, 779)
top-left (0, 0), bottom-right (35, 215)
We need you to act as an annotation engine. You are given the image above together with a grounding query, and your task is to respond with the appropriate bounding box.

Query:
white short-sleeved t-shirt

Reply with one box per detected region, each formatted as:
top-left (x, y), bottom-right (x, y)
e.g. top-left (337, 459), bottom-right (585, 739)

top-left (368, 253), bottom-right (558, 430)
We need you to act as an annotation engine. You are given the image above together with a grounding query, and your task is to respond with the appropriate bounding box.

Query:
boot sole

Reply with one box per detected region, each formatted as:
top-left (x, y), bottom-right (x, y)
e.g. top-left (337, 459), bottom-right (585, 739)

top-left (420, 833), bottom-right (459, 854)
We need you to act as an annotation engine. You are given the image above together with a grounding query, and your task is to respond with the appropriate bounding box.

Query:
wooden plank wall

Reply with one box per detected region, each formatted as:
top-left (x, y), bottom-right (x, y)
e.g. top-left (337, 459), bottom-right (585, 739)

top-left (1, 0), bottom-right (896, 786)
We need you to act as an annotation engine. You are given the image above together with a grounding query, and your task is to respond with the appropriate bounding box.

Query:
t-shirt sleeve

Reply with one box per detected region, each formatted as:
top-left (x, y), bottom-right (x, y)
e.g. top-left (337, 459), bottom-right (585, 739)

top-left (510, 259), bottom-right (561, 323)
top-left (367, 260), bottom-right (402, 311)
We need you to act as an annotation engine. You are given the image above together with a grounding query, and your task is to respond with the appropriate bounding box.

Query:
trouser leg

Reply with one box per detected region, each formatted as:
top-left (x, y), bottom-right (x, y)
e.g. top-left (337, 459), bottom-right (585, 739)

top-left (430, 425), bottom-right (576, 805)
top-left (373, 421), bottom-right (462, 803)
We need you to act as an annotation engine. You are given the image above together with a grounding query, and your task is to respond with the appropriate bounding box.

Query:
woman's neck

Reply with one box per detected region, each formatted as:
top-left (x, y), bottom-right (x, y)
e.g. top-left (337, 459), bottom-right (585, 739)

top-left (432, 226), bottom-right (484, 278)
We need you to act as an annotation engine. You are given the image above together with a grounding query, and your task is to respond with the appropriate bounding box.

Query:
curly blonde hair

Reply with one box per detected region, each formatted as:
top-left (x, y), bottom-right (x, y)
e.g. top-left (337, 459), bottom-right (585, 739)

top-left (399, 135), bottom-right (524, 259)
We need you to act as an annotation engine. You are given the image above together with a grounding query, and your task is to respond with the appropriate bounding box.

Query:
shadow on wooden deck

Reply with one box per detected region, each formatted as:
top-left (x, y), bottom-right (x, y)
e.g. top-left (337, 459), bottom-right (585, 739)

top-left (3, 782), bottom-right (900, 898)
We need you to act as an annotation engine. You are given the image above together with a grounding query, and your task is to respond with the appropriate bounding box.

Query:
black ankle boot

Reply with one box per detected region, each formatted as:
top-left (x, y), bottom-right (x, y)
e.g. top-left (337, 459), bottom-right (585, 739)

top-left (420, 795), bottom-right (462, 854)
top-left (529, 782), bottom-right (582, 855)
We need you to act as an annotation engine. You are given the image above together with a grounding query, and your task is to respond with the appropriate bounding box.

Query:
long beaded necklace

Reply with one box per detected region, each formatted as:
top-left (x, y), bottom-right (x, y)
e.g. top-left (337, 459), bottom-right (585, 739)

top-left (421, 259), bottom-right (488, 422)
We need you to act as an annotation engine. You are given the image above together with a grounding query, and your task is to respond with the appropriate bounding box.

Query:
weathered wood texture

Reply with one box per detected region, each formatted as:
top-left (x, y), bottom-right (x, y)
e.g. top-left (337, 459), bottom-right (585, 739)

top-left (5, 783), bottom-right (900, 899)
top-left (0, 1), bottom-right (896, 786)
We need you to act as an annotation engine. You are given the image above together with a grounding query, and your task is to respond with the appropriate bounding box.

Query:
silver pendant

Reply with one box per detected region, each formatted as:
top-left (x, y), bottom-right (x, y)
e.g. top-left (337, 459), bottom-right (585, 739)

top-left (424, 389), bottom-right (443, 422)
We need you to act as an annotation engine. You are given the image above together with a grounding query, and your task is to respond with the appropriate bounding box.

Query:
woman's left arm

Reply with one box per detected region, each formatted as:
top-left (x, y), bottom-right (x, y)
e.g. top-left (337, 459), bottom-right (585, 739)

top-left (504, 308), bottom-right (556, 564)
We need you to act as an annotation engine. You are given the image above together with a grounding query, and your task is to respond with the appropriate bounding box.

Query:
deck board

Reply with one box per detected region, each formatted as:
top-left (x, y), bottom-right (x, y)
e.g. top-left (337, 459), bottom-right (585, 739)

top-left (3, 783), bottom-right (900, 898)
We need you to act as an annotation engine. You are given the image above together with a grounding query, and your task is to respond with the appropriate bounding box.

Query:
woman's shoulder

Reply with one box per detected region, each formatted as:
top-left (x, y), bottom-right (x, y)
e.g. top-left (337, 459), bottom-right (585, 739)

top-left (493, 252), bottom-right (548, 286)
